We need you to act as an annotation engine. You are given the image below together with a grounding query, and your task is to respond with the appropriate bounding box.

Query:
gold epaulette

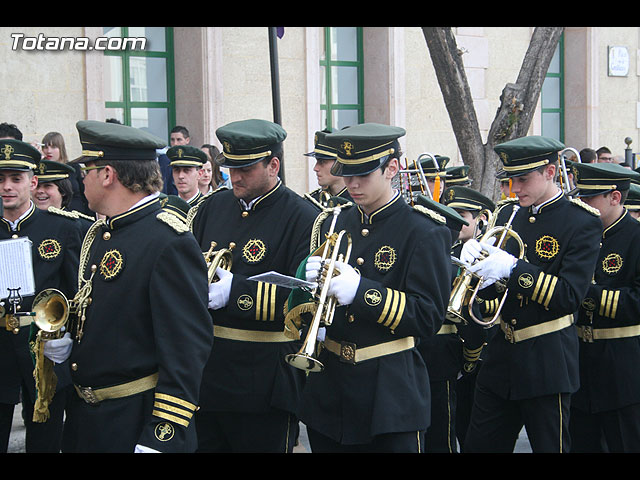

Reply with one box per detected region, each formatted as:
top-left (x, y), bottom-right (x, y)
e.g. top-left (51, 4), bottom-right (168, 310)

top-left (570, 198), bottom-right (600, 217)
top-left (412, 204), bottom-right (446, 225)
top-left (47, 206), bottom-right (79, 219)
top-left (73, 210), bottom-right (96, 222)
top-left (157, 211), bottom-right (189, 234)
top-left (186, 185), bottom-right (229, 231)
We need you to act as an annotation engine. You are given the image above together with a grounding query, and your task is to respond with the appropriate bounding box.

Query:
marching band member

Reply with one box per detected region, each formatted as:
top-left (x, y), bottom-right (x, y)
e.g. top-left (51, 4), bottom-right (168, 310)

top-left (303, 129), bottom-right (352, 210)
top-left (189, 119), bottom-right (318, 452)
top-left (60, 120), bottom-right (213, 453)
top-left (462, 135), bottom-right (602, 453)
top-left (569, 162), bottom-right (640, 452)
top-left (298, 123), bottom-right (452, 452)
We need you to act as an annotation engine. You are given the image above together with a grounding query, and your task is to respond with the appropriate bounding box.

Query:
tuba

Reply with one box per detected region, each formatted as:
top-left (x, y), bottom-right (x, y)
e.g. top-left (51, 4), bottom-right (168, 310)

top-left (285, 207), bottom-right (352, 372)
top-left (448, 205), bottom-right (525, 327)
top-left (204, 241), bottom-right (235, 284)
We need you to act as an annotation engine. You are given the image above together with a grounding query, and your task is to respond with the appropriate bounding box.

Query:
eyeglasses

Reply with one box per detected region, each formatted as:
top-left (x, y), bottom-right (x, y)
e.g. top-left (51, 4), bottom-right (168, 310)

top-left (80, 165), bottom-right (106, 173)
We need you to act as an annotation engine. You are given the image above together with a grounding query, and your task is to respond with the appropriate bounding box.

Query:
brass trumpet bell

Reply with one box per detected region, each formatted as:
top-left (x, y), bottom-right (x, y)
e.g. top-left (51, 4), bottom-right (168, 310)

top-left (447, 206), bottom-right (524, 327)
top-left (204, 241), bottom-right (235, 284)
top-left (32, 288), bottom-right (70, 335)
top-left (285, 208), bottom-right (352, 372)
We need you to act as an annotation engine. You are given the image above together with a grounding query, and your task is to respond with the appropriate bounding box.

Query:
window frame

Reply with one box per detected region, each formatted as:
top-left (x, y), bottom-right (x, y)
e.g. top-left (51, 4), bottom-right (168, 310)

top-left (103, 27), bottom-right (176, 142)
top-left (320, 27), bottom-right (364, 130)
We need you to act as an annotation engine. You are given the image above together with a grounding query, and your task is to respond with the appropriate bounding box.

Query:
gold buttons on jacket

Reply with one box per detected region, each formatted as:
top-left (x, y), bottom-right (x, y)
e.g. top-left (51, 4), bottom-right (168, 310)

top-left (242, 211), bottom-right (249, 218)
top-left (11, 234), bottom-right (18, 239)
top-left (356, 257), bottom-right (364, 265)
top-left (361, 228), bottom-right (369, 237)
top-left (529, 216), bottom-right (536, 223)
top-left (103, 232), bottom-right (111, 240)
top-left (71, 363), bottom-right (78, 371)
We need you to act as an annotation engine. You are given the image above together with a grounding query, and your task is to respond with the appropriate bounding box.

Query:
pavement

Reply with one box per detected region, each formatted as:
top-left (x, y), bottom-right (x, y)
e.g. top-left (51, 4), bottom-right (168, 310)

top-left (8, 404), bottom-right (531, 453)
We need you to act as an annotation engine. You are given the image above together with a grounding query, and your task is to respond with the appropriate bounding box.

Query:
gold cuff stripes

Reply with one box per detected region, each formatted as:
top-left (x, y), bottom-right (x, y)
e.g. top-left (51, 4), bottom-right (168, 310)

top-left (376, 288), bottom-right (406, 332)
top-left (152, 392), bottom-right (197, 428)
top-left (531, 271), bottom-right (558, 308)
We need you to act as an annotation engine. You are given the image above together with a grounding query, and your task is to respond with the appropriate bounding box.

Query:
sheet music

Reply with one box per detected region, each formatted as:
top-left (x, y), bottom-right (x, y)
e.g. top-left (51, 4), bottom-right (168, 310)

top-left (0, 237), bottom-right (35, 298)
top-left (248, 271), bottom-right (316, 290)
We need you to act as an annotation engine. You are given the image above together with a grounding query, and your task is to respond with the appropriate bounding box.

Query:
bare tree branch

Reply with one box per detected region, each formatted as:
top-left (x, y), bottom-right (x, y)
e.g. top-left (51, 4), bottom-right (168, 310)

top-left (422, 27), bottom-right (564, 200)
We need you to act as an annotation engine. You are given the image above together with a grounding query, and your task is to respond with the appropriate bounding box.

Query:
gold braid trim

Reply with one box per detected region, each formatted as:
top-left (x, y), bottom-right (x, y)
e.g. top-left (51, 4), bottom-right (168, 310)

top-left (47, 205), bottom-right (79, 219)
top-left (310, 209), bottom-right (333, 253)
top-left (570, 198), bottom-right (601, 217)
top-left (412, 204), bottom-right (446, 225)
top-left (186, 186), bottom-right (228, 232)
top-left (157, 211), bottom-right (188, 233)
top-left (73, 219), bottom-right (106, 342)
top-left (309, 202), bottom-right (353, 252)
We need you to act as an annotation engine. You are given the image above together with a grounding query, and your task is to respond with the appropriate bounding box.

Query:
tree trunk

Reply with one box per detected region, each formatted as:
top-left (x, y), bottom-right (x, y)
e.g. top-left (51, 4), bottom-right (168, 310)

top-left (422, 27), bottom-right (564, 201)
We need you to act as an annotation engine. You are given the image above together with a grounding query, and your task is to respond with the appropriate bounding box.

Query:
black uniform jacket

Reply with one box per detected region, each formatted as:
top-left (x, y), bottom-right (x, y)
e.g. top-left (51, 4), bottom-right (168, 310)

top-left (0, 203), bottom-right (82, 404)
top-left (477, 195), bottom-right (602, 400)
top-left (573, 209), bottom-right (640, 413)
top-left (66, 197), bottom-right (213, 453)
top-left (190, 181), bottom-right (318, 414)
top-left (297, 194), bottom-right (452, 444)
top-left (418, 239), bottom-right (487, 383)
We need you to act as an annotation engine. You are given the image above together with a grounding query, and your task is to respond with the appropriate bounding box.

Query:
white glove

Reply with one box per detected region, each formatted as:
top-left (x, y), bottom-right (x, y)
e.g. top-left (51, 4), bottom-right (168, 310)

top-left (467, 242), bottom-right (517, 287)
top-left (317, 327), bottom-right (326, 342)
top-left (327, 261), bottom-right (360, 306)
top-left (460, 238), bottom-right (484, 265)
top-left (43, 332), bottom-right (72, 364)
top-left (134, 444), bottom-right (160, 453)
top-left (305, 256), bottom-right (322, 286)
top-left (208, 267), bottom-right (233, 310)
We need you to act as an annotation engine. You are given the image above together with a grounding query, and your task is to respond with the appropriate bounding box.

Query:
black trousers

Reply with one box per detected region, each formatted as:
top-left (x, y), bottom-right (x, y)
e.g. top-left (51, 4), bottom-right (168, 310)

top-left (0, 403), bottom-right (15, 453)
top-left (307, 426), bottom-right (425, 453)
top-left (570, 403), bottom-right (640, 453)
top-left (21, 384), bottom-right (71, 453)
top-left (424, 379), bottom-right (457, 453)
top-left (194, 409), bottom-right (299, 453)
top-left (464, 382), bottom-right (571, 453)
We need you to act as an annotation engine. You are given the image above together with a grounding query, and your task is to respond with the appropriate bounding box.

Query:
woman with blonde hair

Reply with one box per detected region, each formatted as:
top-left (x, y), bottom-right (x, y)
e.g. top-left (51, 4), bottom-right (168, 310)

top-left (40, 131), bottom-right (91, 215)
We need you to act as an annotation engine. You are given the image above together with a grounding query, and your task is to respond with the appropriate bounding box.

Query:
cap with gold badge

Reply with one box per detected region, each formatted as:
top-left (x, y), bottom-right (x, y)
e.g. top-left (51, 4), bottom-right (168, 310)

top-left (70, 120), bottom-right (166, 164)
top-left (494, 135), bottom-right (565, 178)
top-left (35, 159), bottom-right (75, 182)
top-left (444, 165), bottom-right (471, 186)
top-left (441, 186), bottom-right (495, 213)
top-left (326, 123), bottom-right (405, 177)
top-left (216, 119), bottom-right (287, 169)
top-left (569, 161), bottom-right (640, 198)
top-left (159, 193), bottom-right (191, 223)
top-left (167, 145), bottom-right (207, 168)
top-left (304, 129), bottom-right (337, 161)
top-left (0, 139), bottom-right (41, 171)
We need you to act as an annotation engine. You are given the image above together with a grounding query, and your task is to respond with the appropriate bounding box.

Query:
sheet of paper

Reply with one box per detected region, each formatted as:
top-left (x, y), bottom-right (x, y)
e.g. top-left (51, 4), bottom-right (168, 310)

top-left (0, 237), bottom-right (35, 298)
top-left (248, 271), bottom-right (316, 290)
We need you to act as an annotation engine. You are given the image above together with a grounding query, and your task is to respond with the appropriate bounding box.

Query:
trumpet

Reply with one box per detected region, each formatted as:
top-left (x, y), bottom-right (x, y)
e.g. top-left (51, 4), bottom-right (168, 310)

top-left (558, 147), bottom-right (581, 196)
top-left (285, 207), bottom-right (352, 373)
top-left (204, 241), bottom-right (235, 284)
top-left (32, 288), bottom-right (70, 340)
top-left (448, 205), bottom-right (524, 327)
